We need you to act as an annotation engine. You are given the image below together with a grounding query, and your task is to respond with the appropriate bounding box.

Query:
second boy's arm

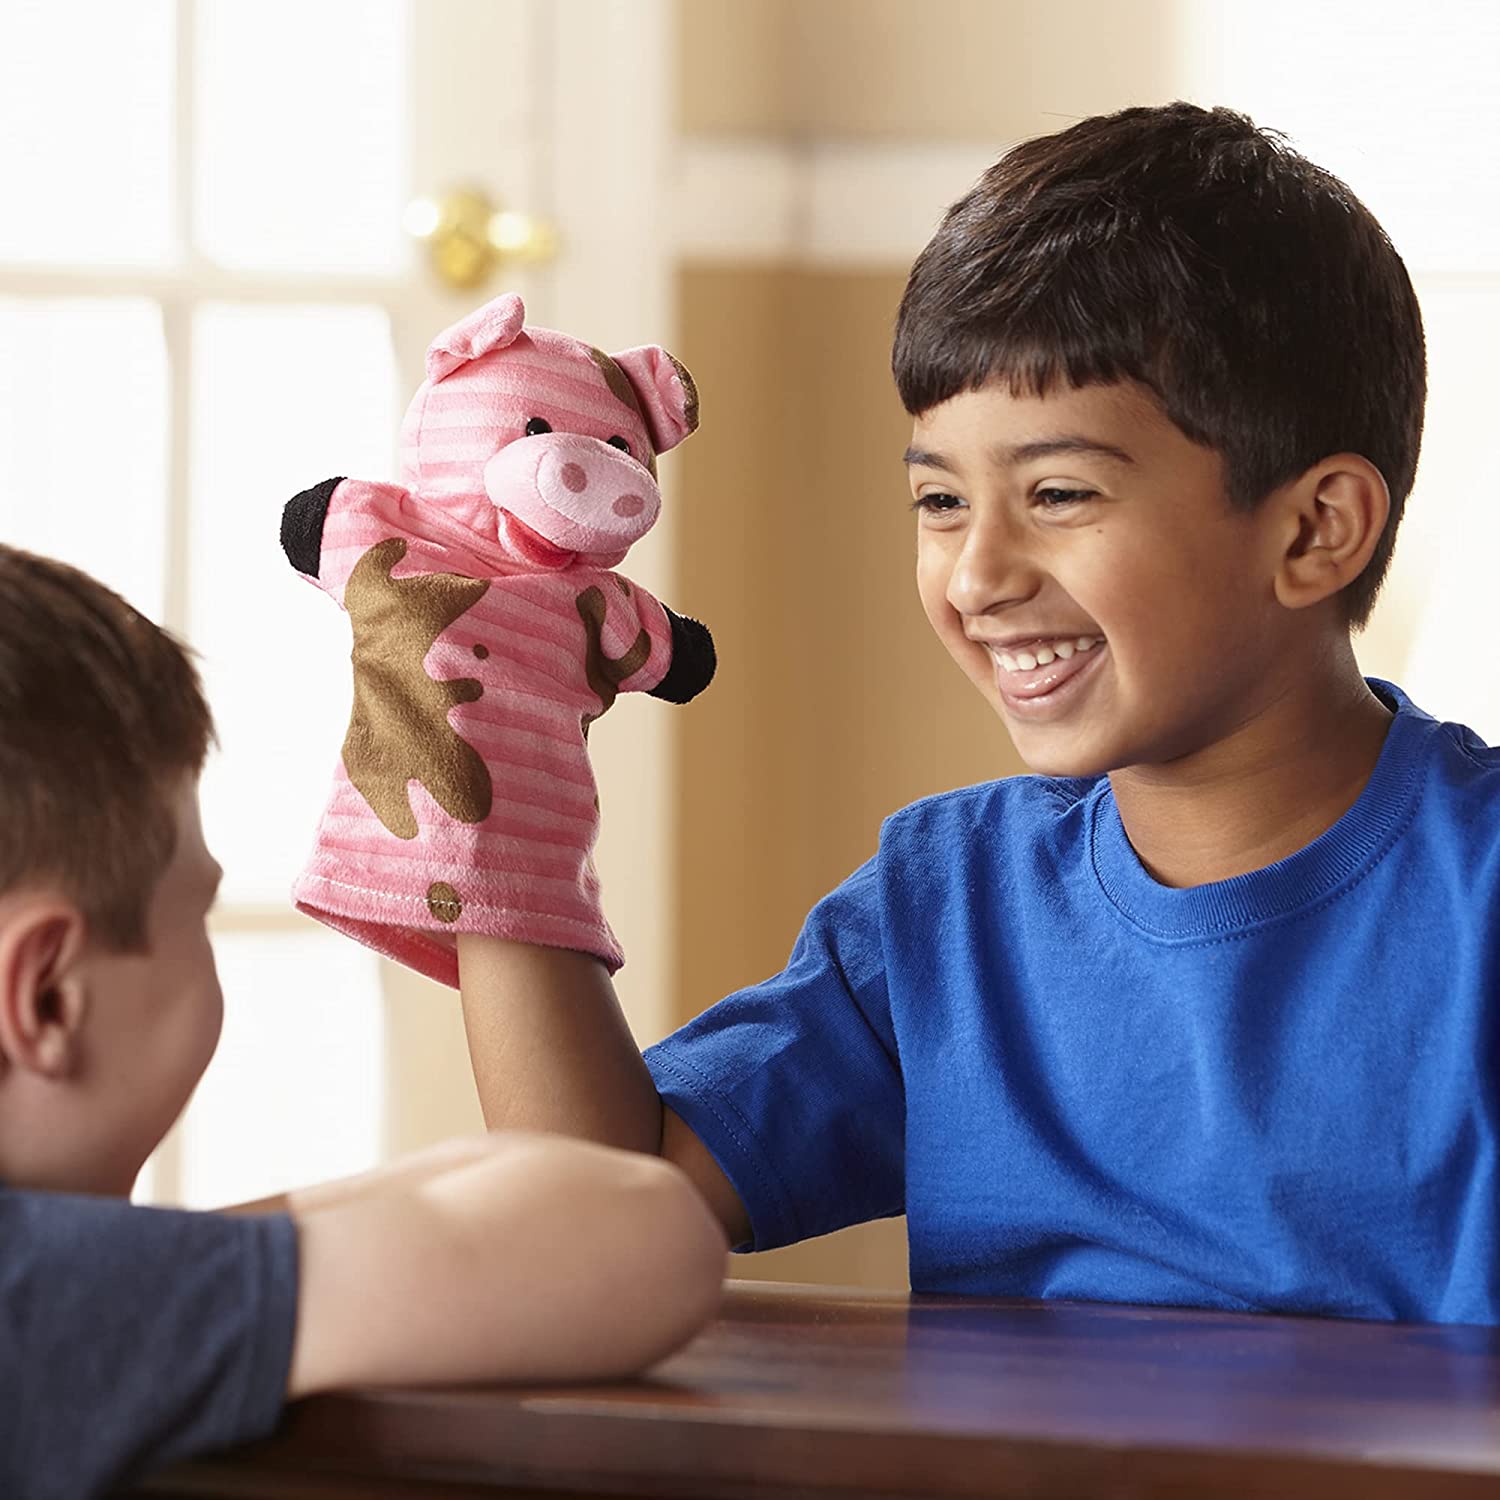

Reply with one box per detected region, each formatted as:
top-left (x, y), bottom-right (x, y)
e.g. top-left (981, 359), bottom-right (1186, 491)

top-left (457, 935), bottom-right (752, 1248)
top-left (286, 1130), bottom-right (726, 1394)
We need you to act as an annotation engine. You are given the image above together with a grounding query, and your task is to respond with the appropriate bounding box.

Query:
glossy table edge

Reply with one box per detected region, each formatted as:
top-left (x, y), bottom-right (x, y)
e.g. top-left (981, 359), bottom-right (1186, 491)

top-left (133, 1280), bottom-right (1500, 1499)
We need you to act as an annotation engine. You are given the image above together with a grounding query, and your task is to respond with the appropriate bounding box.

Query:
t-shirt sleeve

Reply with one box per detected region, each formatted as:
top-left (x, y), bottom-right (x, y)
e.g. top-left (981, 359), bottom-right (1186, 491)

top-left (0, 1187), bottom-right (299, 1500)
top-left (644, 856), bottom-right (904, 1252)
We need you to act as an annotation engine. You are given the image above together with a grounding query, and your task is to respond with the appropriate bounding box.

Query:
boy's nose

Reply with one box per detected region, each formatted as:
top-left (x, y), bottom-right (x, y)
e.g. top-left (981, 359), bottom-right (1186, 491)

top-left (945, 515), bottom-right (1038, 616)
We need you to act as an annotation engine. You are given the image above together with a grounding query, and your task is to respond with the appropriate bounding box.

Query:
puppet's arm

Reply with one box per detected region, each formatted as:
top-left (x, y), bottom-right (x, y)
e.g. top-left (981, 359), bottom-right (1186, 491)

top-left (649, 607), bottom-right (716, 705)
top-left (573, 577), bottom-right (714, 720)
top-left (603, 579), bottom-right (715, 705)
top-left (281, 478), bottom-right (345, 584)
top-left (281, 478), bottom-right (419, 600)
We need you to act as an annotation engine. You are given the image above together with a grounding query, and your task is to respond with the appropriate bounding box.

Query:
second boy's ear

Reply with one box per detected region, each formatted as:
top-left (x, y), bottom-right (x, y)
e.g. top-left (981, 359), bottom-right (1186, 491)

top-left (0, 899), bottom-right (90, 1080)
top-left (1271, 455), bottom-right (1391, 613)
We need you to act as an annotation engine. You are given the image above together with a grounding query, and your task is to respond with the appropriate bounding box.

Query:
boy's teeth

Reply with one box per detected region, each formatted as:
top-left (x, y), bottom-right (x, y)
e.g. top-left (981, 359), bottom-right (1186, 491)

top-left (994, 635), bottom-right (1100, 673)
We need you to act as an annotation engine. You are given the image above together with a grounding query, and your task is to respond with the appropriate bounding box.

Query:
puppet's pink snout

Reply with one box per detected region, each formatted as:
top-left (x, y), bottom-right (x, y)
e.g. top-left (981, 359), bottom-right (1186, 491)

top-left (484, 434), bottom-right (661, 553)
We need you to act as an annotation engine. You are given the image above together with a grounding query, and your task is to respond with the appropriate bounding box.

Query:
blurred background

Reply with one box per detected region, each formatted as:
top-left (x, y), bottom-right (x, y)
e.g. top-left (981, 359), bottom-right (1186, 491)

top-left (1, 0), bottom-right (1495, 1288)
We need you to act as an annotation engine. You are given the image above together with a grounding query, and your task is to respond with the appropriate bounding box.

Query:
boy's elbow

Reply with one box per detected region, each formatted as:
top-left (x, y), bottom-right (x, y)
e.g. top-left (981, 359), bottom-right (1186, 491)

top-left (646, 1155), bottom-right (729, 1317)
top-left (598, 1154), bottom-right (727, 1374)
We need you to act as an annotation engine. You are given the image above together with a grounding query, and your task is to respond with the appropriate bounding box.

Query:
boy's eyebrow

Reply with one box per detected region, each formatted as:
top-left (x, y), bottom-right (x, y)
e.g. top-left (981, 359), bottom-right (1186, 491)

top-left (998, 436), bottom-right (1137, 467)
top-left (902, 445), bottom-right (954, 470)
top-left (902, 437), bottom-right (1137, 470)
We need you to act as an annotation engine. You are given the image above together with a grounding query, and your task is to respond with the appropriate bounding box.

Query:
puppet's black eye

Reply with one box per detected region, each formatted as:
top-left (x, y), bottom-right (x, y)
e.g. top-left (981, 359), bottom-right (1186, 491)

top-left (607, 435), bottom-right (630, 453)
top-left (525, 417), bottom-right (552, 436)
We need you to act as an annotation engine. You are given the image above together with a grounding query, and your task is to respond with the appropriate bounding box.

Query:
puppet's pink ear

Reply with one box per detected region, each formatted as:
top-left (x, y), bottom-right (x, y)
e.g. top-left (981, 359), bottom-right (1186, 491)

top-left (426, 294), bottom-right (527, 383)
top-left (611, 345), bottom-right (700, 454)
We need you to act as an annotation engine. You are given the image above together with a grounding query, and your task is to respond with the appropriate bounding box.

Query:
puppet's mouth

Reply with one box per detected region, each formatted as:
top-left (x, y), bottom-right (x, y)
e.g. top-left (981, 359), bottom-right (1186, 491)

top-left (502, 512), bottom-right (577, 568)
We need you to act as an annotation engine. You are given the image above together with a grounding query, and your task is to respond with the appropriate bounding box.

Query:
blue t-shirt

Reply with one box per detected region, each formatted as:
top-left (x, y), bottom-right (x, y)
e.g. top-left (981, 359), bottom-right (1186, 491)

top-left (0, 1187), bottom-right (298, 1498)
top-left (645, 681), bottom-right (1500, 1324)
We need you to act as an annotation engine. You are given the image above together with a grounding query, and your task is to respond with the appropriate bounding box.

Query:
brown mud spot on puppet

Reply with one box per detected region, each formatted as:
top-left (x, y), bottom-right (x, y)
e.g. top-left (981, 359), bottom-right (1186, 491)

top-left (426, 881), bottom-right (463, 923)
top-left (343, 537), bottom-right (494, 839)
top-left (576, 585), bottom-right (651, 735)
top-left (586, 346), bottom-right (658, 477)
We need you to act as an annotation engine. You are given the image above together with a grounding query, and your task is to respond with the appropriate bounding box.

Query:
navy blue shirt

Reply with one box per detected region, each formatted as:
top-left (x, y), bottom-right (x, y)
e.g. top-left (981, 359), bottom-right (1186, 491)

top-left (0, 1187), bottom-right (298, 1498)
top-left (646, 681), bottom-right (1500, 1323)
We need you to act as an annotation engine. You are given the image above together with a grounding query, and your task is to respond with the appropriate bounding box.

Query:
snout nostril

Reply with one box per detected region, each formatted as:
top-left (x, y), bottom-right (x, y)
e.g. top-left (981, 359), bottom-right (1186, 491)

top-left (560, 462), bottom-right (588, 493)
top-left (612, 494), bottom-right (645, 518)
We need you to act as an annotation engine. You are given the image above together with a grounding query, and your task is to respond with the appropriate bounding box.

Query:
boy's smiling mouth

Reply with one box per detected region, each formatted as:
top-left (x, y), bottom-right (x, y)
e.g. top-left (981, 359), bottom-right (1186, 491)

top-left (991, 634), bottom-right (1102, 672)
top-left (975, 632), bottom-right (1108, 712)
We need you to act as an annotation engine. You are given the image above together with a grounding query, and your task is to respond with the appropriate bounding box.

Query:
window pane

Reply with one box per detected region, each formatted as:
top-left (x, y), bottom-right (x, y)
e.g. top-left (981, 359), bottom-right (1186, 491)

top-left (190, 302), bottom-right (398, 906)
top-left (0, 297), bottom-right (168, 618)
top-left (1178, 0), bottom-right (1500, 273)
top-left (194, 0), bottom-right (410, 274)
top-left (176, 930), bottom-right (384, 1207)
top-left (0, 0), bottom-right (173, 267)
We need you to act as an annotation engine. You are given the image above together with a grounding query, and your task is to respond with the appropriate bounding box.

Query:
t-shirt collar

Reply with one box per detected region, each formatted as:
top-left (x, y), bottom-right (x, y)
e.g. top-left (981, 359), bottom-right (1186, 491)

top-left (1088, 679), bottom-right (1434, 941)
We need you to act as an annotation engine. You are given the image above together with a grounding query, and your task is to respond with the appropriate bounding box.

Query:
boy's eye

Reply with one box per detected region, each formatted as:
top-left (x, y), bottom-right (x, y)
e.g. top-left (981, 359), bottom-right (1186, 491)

top-left (1035, 488), bottom-right (1094, 509)
top-left (911, 492), bottom-right (964, 514)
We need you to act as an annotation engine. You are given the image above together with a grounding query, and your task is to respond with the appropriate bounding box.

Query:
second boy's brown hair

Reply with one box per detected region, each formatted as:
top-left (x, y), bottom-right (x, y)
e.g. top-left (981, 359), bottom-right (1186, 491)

top-left (0, 546), bottom-right (214, 950)
top-left (892, 102), bottom-right (1426, 628)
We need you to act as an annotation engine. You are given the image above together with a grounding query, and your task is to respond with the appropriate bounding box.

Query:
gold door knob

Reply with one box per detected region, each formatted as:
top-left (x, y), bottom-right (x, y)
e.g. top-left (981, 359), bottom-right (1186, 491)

top-left (404, 186), bottom-right (560, 292)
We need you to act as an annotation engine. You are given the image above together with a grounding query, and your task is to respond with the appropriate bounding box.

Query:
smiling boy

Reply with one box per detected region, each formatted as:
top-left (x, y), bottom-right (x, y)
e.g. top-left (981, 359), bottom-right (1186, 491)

top-left (454, 102), bottom-right (1495, 1323)
top-left (905, 380), bottom-right (1395, 886)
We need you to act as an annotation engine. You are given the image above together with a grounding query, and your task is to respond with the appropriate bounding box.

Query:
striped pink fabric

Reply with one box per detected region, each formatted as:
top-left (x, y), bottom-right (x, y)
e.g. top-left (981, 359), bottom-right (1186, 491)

top-left (292, 477), bottom-right (672, 983)
top-left (290, 296), bottom-right (700, 985)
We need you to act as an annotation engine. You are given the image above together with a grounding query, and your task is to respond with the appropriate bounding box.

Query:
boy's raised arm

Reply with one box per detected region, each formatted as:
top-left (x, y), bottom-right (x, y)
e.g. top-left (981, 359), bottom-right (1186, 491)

top-left (456, 934), bottom-right (752, 1248)
top-left (285, 1131), bottom-right (726, 1396)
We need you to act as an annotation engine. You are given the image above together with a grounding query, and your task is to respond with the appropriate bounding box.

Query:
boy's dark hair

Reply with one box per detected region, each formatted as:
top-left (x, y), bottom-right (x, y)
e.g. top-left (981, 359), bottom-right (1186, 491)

top-left (893, 102), bottom-right (1425, 628)
top-left (0, 546), bottom-right (214, 951)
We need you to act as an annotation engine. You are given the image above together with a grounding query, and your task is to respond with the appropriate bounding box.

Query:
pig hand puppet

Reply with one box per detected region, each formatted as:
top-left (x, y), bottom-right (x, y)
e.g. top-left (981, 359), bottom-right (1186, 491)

top-left (279, 293), bottom-right (714, 986)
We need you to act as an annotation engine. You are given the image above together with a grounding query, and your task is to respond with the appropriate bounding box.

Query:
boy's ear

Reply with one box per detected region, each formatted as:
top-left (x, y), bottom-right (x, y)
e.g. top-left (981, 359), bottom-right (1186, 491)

top-left (0, 898), bottom-right (90, 1081)
top-left (1271, 455), bottom-right (1391, 613)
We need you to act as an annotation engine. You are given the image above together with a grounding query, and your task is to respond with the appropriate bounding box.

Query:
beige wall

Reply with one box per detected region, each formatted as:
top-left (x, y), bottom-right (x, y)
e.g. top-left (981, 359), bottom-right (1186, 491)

top-left (672, 267), bottom-right (1021, 1017)
top-left (670, 269), bottom-right (1024, 1287)
top-left (680, 0), bottom-right (1179, 140)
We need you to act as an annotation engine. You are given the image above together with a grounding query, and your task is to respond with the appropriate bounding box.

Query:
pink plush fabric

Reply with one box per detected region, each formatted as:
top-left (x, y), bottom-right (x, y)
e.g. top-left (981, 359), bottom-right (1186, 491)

top-left (284, 296), bottom-right (710, 986)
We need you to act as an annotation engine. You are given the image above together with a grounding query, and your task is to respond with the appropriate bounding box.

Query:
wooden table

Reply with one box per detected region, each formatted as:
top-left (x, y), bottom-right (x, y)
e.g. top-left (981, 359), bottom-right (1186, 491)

top-left (134, 1279), bottom-right (1500, 1498)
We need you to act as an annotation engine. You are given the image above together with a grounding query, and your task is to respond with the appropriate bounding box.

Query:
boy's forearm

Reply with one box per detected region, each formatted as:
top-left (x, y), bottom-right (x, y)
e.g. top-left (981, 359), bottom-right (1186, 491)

top-left (457, 936), bottom-right (755, 1249)
top-left (287, 1134), bottom-right (727, 1396)
top-left (457, 935), bottom-right (663, 1155)
top-left (218, 1138), bottom-right (507, 1218)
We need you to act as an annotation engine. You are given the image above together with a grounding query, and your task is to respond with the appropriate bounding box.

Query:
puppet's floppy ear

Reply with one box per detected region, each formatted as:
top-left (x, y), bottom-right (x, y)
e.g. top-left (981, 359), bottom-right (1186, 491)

top-left (425, 294), bottom-right (527, 383)
top-left (611, 346), bottom-right (700, 454)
